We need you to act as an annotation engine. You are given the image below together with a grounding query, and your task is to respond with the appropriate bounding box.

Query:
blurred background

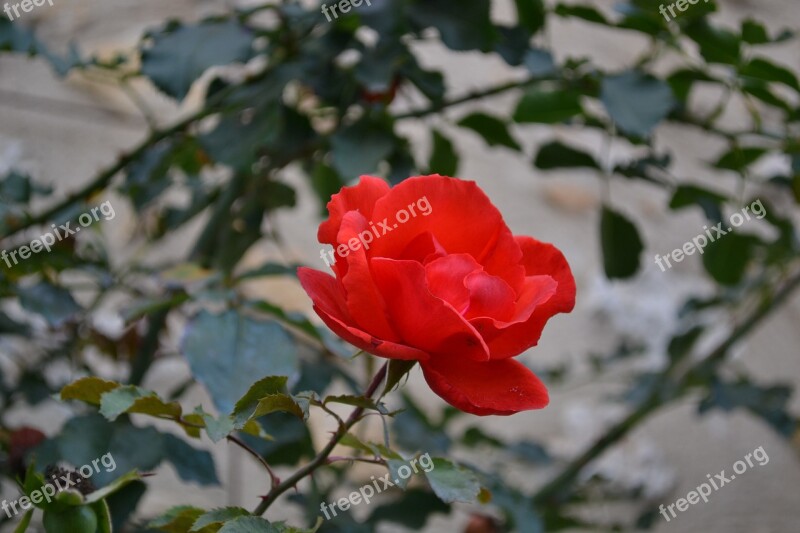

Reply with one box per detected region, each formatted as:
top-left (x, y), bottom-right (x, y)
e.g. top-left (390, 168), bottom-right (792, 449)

top-left (1, 1), bottom-right (799, 532)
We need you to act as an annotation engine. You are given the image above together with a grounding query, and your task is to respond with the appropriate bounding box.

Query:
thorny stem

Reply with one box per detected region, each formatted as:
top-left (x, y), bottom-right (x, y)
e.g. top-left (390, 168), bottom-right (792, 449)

top-left (251, 362), bottom-right (389, 516)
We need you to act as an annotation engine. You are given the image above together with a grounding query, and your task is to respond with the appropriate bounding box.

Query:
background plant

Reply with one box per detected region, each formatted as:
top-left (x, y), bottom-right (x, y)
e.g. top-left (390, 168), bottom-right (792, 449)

top-left (0, 0), bottom-right (799, 531)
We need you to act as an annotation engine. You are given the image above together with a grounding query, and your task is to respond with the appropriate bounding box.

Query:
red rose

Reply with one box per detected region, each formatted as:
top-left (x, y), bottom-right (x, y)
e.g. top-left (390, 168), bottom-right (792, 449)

top-left (298, 175), bottom-right (575, 415)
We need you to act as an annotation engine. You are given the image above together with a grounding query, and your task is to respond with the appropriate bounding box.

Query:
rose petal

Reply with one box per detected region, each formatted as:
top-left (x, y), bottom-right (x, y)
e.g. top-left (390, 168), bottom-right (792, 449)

top-left (318, 175), bottom-right (390, 246)
top-left (369, 175), bottom-right (525, 291)
top-left (476, 237), bottom-right (575, 359)
top-left (297, 267), bottom-right (428, 361)
top-left (463, 270), bottom-right (516, 321)
top-left (424, 254), bottom-right (483, 314)
top-left (370, 258), bottom-right (490, 361)
top-left (421, 354), bottom-right (549, 415)
top-left (337, 212), bottom-right (401, 342)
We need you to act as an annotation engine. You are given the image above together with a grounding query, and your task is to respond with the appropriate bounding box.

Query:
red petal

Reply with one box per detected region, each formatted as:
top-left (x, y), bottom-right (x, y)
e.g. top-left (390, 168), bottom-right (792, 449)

top-left (476, 237), bottom-right (575, 359)
top-left (463, 270), bottom-right (516, 321)
top-left (337, 212), bottom-right (401, 342)
top-left (424, 254), bottom-right (483, 314)
top-left (297, 267), bottom-right (428, 361)
top-left (421, 355), bottom-right (549, 415)
top-left (370, 258), bottom-right (490, 361)
top-left (368, 175), bottom-right (525, 291)
top-left (318, 175), bottom-right (390, 246)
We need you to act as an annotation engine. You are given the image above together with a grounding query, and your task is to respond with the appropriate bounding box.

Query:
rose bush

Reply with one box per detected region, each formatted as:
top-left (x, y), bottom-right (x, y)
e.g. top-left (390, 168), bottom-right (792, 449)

top-left (299, 175), bottom-right (576, 415)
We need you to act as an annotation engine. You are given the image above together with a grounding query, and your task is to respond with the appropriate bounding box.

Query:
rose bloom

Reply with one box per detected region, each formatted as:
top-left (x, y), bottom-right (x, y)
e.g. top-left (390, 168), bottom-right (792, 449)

top-left (298, 175), bottom-right (575, 415)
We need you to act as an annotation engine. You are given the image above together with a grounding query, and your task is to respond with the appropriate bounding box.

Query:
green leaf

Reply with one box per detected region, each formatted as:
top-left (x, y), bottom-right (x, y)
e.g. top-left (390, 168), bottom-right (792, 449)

top-left (181, 310), bottom-right (298, 413)
top-left (99, 386), bottom-right (182, 422)
top-left (14, 509), bottom-right (33, 533)
top-left (61, 377), bottom-right (120, 406)
top-left (191, 507), bottom-right (250, 531)
top-left (713, 147), bottom-right (767, 171)
top-left (554, 3), bottom-right (608, 24)
top-left (194, 408), bottom-right (236, 443)
top-left (685, 20), bottom-right (741, 65)
top-left (514, 0), bottom-right (546, 34)
top-left (408, 0), bottom-right (496, 52)
top-left (162, 434), bottom-right (220, 486)
top-left (84, 471), bottom-right (143, 504)
top-left (428, 130), bottom-right (458, 176)
top-left (245, 393), bottom-right (310, 423)
top-left (741, 19), bottom-right (770, 44)
top-left (669, 185), bottom-right (728, 222)
top-left (601, 71), bottom-right (675, 138)
top-left (150, 506), bottom-right (206, 533)
top-left (324, 395), bottom-right (387, 414)
top-left (534, 141), bottom-right (599, 170)
top-left (699, 379), bottom-right (794, 437)
top-left (218, 516), bottom-right (280, 533)
top-left (600, 207), bottom-right (644, 279)
top-left (141, 20), bottom-right (255, 100)
top-left (367, 489), bottom-right (450, 528)
top-left (90, 500), bottom-right (112, 533)
top-left (702, 233), bottom-right (757, 285)
top-left (331, 119), bottom-right (396, 178)
top-left (232, 376), bottom-right (290, 425)
top-left (423, 458), bottom-right (481, 503)
top-left (513, 89), bottom-right (582, 123)
top-left (18, 283), bottom-right (81, 327)
top-left (457, 113), bottom-right (521, 151)
top-left (739, 57), bottom-right (800, 92)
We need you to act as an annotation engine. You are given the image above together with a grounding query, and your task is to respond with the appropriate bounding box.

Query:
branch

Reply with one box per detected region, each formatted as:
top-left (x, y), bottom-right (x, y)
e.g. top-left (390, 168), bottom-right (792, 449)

top-left (532, 268), bottom-right (800, 506)
top-left (251, 361), bottom-right (388, 516)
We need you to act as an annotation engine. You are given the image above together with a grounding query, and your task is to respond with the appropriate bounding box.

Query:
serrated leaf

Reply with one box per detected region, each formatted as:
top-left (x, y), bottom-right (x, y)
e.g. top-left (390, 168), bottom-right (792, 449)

top-left (99, 386), bottom-right (182, 422)
top-left (218, 516), bottom-right (279, 533)
top-left (191, 507), bottom-right (250, 531)
top-left (150, 506), bottom-right (206, 533)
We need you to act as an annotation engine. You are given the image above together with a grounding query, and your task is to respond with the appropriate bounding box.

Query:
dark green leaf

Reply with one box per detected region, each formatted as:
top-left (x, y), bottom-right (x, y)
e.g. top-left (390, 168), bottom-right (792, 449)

top-left (514, 0), bottom-right (546, 34)
top-left (534, 141), bottom-right (599, 170)
top-left (713, 147), bottom-right (767, 171)
top-left (702, 233), bottom-right (756, 285)
top-left (600, 207), bottom-right (644, 279)
top-left (428, 130), bottom-right (458, 176)
top-left (669, 185), bottom-right (728, 222)
top-left (19, 283), bottom-right (81, 327)
top-left (383, 359), bottom-right (417, 396)
top-left (513, 89), bottom-right (582, 123)
top-left (740, 57), bottom-right (800, 92)
top-left (741, 19), bottom-right (770, 44)
top-left (163, 434), bottom-right (219, 486)
top-left (331, 119), bottom-right (395, 178)
top-left (457, 113), bottom-right (521, 151)
top-left (367, 489), bottom-right (450, 528)
top-left (554, 4), bottom-right (608, 24)
top-left (191, 508), bottom-right (250, 531)
top-left (141, 20), bottom-right (255, 100)
top-left (684, 20), bottom-right (741, 65)
top-left (408, 0), bottom-right (496, 52)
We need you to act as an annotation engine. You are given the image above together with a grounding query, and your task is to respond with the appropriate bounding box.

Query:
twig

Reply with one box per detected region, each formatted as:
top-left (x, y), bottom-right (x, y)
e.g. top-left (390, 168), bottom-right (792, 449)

top-left (251, 362), bottom-right (388, 516)
top-left (227, 434), bottom-right (280, 490)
